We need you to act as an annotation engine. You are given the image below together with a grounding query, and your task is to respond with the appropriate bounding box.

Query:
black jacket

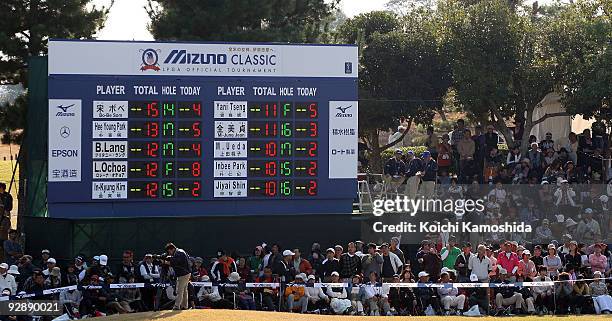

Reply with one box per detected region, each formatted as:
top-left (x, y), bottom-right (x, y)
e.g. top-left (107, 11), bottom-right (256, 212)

top-left (170, 248), bottom-right (191, 277)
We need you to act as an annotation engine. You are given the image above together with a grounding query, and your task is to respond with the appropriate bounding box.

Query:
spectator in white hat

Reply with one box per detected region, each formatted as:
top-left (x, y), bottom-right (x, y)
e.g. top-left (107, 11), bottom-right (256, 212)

top-left (0, 262), bottom-right (17, 295)
top-left (272, 249), bottom-right (295, 283)
top-left (590, 271), bottom-right (612, 314)
top-left (438, 271), bottom-right (466, 315)
top-left (285, 273), bottom-right (308, 313)
top-left (42, 257), bottom-right (57, 277)
top-left (33, 249), bottom-right (51, 269)
top-left (326, 271), bottom-right (353, 314)
top-left (320, 248), bottom-right (339, 282)
top-left (305, 274), bottom-right (329, 311)
top-left (576, 208), bottom-right (601, 245)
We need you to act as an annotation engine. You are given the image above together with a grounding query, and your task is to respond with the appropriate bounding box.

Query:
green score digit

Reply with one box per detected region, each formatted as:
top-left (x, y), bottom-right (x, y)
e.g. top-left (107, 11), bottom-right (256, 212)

top-left (280, 180), bottom-right (292, 196)
top-left (162, 182), bottom-right (175, 198)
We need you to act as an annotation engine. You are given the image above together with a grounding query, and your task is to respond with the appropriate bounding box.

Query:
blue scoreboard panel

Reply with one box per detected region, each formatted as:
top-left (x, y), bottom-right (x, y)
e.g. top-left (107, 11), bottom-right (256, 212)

top-left (47, 40), bottom-right (358, 218)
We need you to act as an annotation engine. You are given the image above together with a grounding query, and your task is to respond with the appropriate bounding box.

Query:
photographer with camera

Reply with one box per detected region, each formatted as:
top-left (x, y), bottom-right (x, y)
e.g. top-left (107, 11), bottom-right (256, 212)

top-left (165, 242), bottom-right (191, 310)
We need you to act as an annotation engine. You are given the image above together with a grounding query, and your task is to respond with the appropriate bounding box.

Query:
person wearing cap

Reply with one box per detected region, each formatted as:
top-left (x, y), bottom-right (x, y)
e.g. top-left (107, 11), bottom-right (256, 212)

top-left (380, 243), bottom-right (402, 282)
top-left (33, 249), bottom-right (51, 270)
top-left (319, 248), bottom-right (339, 282)
top-left (493, 267), bottom-right (526, 314)
top-left (0, 262), bottom-right (17, 295)
top-left (272, 249), bottom-right (295, 283)
top-left (415, 271), bottom-right (440, 314)
top-left (543, 244), bottom-right (562, 278)
top-left (285, 273), bottom-right (308, 313)
top-left (589, 243), bottom-right (608, 274)
top-left (338, 242), bottom-right (361, 284)
top-left (517, 250), bottom-right (537, 280)
top-left (388, 125), bottom-right (407, 147)
top-left (349, 274), bottom-right (366, 315)
top-left (437, 271), bottom-right (466, 315)
top-left (74, 255), bottom-right (87, 274)
top-left (383, 149), bottom-right (406, 196)
top-left (165, 243), bottom-right (191, 310)
top-left (576, 208), bottom-right (601, 245)
top-left (196, 275), bottom-right (231, 309)
top-left (589, 271), bottom-right (612, 314)
top-left (554, 178), bottom-right (576, 208)
top-left (80, 274), bottom-right (109, 316)
top-left (564, 240), bottom-right (582, 270)
top-left (468, 244), bottom-right (492, 282)
top-left (42, 257), bottom-right (57, 277)
top-left (404, 150), bottom-right (423, 199)
top-left (334, 245), bottom-right (343, 260)
top-left (224, 271), bottom-right (256, 310)
top-left (46, 266), bottom-right (62, 288)
top-left (304, 274), bottom-right (329, 312)
top-left (326, 272), bottom-right (353, 314)
top-left (211, 249), bottom-right (237, 283)
top-left (419, 150), bottom-right (438, 198)
top-left (454, 242), bottom-right (473, 282)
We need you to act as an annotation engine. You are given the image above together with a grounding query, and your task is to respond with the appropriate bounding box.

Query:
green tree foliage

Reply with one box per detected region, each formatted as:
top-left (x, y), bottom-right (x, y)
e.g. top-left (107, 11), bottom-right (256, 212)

top-left (146, 0), bottom-right (339, 42)
top-left (439, 0), bottom-right (562, 152)
top-left (0, 0), bottom-right (112, 83)
top-left (546, 0), bottom-right (611, 126)
top-left (337, 10), bottom-right (451, 172)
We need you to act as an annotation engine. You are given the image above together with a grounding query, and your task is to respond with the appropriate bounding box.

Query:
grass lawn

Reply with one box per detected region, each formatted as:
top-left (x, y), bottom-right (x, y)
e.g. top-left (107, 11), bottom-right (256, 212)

top-left (98, 310), bottom-right (610, 321)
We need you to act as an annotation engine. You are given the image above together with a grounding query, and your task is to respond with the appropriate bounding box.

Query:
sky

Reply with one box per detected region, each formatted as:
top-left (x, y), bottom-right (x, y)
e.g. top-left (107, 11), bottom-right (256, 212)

top-left (93, 0), bottom-right (389, 41)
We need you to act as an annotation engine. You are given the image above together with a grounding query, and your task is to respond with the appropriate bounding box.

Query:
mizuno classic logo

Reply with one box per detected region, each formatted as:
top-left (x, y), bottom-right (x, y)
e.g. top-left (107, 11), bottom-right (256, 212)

top-left (164, 49), bottom-right (227, 65)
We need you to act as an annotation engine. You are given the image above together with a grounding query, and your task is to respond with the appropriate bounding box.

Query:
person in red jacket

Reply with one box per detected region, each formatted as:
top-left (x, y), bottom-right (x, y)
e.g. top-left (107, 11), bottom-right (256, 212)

top-left (496, 241), bottom-right (520, 281)
top-left (292, 248), bottom-right (313, 275)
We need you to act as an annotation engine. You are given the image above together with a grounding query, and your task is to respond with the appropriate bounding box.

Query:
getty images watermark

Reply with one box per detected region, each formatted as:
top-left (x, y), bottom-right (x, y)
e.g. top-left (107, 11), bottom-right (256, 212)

top-left (370, 196), bottom-right (533, 234)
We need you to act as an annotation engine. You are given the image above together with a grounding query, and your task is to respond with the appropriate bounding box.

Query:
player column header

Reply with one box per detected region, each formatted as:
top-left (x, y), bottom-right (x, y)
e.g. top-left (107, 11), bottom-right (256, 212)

top-left (48, 40), bottom-right (358, 78)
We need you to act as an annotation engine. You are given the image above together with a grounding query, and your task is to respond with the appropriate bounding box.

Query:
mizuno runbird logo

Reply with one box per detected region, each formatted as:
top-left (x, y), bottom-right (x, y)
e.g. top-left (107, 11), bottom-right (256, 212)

top-left (56, 104), bottom-right (76, 117)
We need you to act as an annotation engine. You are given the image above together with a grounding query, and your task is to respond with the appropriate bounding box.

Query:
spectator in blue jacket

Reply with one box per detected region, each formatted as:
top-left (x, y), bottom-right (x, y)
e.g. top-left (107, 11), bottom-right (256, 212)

top-left (419, 151), bottom-right (438, 198)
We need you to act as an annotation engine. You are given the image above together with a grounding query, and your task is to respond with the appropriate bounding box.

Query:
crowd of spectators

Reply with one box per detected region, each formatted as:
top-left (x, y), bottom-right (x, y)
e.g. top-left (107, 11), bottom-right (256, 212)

top-left (1, 234), bottom-right (612, 318)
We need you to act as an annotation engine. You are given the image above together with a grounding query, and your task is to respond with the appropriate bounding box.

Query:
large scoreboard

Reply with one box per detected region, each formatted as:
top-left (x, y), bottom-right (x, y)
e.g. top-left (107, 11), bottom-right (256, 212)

top-left (47, 40), bottom-right (358, 218)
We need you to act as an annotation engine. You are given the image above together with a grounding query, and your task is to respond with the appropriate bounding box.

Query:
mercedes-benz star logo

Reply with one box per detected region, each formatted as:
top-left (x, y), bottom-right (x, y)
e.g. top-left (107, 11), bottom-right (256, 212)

top-left (60, 126), bottom-right (71, 138)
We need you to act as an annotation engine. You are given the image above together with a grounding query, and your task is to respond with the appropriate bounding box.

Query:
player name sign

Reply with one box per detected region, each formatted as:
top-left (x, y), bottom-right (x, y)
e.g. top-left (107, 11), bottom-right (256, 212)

top-left (47, 40), bottom-right (358, 218)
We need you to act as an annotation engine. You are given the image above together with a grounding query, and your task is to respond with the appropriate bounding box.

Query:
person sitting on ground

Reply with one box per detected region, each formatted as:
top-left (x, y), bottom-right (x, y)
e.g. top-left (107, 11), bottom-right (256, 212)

top-left (362, 271), bottom-right (391, 316)
top-left (493, 268), bottom-right (526, 315)
top-left (590, 271), bottom-right (612, 314)
top-left (254, 266), bottom-right (279, 311)
top-left (572, 274), bottom-right (591, 315)
top-left (415, 271), bottom-right (441, 315)
top-left (284, 273), bottom-right (308, 313)
top-left (531, 266), bottom-right (553, 315)
top-left (196, 275), bottom-right (232, 309)
top-left (306, 274), bottom-right (329, 313)
top-left (437, 271), bottom-right (466, 315)
top-left (326, 272), bottom-right (353, 315)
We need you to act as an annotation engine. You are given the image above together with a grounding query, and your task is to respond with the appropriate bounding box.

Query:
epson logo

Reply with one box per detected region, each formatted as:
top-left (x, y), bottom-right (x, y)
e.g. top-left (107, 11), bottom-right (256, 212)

top-left (51, 149), bottom-right (79, 157)
top-left (164, 49), bottom-right (227, 65)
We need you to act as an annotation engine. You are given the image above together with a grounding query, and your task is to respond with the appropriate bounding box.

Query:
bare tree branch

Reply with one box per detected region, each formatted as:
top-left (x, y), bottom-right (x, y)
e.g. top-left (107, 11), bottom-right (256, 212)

top-left (531, 111), bottom-right (570, 127)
